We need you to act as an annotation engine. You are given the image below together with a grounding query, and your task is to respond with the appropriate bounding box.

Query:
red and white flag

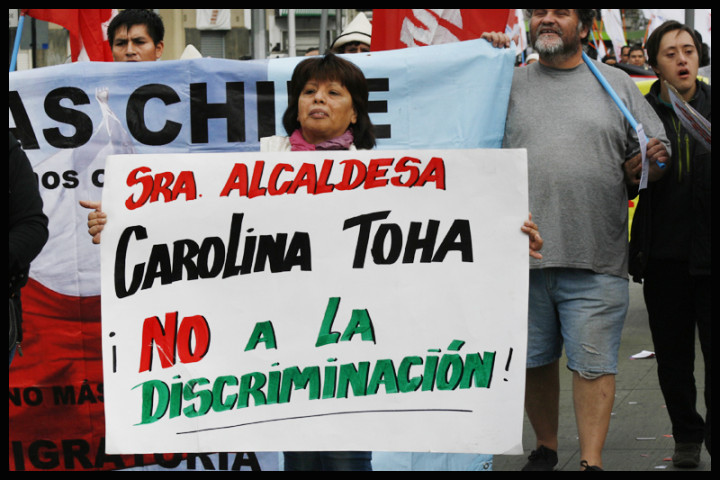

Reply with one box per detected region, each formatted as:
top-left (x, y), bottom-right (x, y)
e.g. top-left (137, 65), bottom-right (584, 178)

top-left (371, 9), bottom-right (511, 51)
top-left (23, 9), bottom-right (115, 62)
top-left (505, 9), bottom-right (527, 56)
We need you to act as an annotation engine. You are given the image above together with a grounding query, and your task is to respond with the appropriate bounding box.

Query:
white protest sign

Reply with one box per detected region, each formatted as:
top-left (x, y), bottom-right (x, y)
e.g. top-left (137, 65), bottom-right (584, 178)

top-left (101, 149), bottom-right (528, 455)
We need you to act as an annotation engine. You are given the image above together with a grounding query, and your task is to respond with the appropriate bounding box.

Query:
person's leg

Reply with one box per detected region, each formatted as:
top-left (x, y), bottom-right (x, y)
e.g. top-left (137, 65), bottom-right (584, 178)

top-left (525, 360), bottom-right (560, 451)
top-left (523, 269), bottom-right (563, 470)
top-left (573, 372), bottom-right (615, 469)
top-left (556, 269), bottom-right (628, 470)
top-left (643, 261), bottom-right (705, 445)
top-left (694, 274), bottom-right (711, 456)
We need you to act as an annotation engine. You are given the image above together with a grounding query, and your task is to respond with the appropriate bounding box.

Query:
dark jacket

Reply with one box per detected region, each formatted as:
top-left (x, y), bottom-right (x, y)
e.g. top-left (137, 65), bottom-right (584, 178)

top-left (629, 80), bottom-right (711, 281)
top-left (9, 132), bottom-right (49, 342)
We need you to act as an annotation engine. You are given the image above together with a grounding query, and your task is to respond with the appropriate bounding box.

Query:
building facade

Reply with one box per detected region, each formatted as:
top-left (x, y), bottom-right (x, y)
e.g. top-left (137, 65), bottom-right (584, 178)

top-left (10, 9), bottom-right (366, 70)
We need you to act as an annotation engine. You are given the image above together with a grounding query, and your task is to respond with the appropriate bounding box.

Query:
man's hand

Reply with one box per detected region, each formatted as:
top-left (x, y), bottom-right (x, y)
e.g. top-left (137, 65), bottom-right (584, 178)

top-left (647, 137), bottom-right (670, 172)
top-left (522, 213), bottom-right (543, 260)
top-left (623, 138), bottom-right (670, 186)
top-left (480, 32), bottom-right (511, 48)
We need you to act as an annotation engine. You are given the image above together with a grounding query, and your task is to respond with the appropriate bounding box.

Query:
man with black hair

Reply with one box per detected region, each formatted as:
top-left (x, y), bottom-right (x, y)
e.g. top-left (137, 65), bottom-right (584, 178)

top-left (107, 9), bottom-right (164, 62)
top-left (79, 10), bottom-right (166, 221)
top-left (629, 20), bottom-right (711, 469)
top-left (628, 44), bottom-right (649, 69)
top-left (620, 44), bottom-right (631, 64)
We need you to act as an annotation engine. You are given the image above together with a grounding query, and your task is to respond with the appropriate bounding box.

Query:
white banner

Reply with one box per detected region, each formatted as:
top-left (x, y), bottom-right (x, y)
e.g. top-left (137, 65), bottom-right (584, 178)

top-left (196, 9), bottom-right (231, 30)
top-left (101, 148), bottom-right (529, 455)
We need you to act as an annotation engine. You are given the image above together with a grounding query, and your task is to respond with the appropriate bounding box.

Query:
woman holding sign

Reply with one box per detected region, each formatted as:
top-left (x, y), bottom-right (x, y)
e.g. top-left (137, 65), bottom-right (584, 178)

top-left (80, 53), bottom-right (543, 470)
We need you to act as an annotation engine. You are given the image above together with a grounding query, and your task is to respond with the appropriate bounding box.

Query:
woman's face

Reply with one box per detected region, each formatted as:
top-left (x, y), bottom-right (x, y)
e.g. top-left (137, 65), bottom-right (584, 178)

top-left (297, 79), bottom-right (357, 144)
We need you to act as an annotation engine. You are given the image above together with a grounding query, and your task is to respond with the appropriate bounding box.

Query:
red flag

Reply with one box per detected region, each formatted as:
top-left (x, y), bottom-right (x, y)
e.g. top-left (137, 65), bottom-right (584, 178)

top-left (9, 279), bottom-right (180, 470)
top-left (9, 279), bottom-right (107, 470)
top-left (23, 9), bottom-right (114, 62)
top-left (505, 9), bottom-right (527, 54)
top-left (371, 9), bottom-right (511, 51)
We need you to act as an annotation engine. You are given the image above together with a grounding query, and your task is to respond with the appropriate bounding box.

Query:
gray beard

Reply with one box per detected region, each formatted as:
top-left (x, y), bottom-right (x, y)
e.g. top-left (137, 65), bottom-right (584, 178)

top-left (534, 35), bottom-right (578, 58)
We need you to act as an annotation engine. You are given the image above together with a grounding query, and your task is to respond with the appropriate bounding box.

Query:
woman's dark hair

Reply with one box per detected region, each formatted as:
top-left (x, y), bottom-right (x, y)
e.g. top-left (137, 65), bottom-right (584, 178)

top-left (282, 53), bottom-right (376, 149)
top-left (107, 9), bottom-right (165, 46)
top-left (645, 20), bottom-right (702, 68)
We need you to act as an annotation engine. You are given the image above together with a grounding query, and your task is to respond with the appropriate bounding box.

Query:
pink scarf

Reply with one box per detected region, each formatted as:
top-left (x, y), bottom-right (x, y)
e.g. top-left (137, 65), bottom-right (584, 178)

top-left (289, 129), bottom-right (355, 151)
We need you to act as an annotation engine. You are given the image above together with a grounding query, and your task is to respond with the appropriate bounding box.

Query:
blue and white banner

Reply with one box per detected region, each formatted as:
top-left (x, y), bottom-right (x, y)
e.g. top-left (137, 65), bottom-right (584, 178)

top-left (11, 38), bottom-right (513, 156)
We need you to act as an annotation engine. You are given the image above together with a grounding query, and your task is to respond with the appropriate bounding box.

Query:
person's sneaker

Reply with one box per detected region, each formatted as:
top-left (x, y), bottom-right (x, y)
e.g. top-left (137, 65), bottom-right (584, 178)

top-left (672, 442), bottom-right (701, 468)
top-left (580, 460), bottom-right (603, 471)
top-left (522, 445), bottom-right (558, 471)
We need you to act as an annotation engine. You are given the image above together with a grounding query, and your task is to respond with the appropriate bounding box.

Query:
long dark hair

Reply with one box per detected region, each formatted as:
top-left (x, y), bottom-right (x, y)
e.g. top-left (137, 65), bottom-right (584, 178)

top-left (282, 53), bottom-right (376, 149)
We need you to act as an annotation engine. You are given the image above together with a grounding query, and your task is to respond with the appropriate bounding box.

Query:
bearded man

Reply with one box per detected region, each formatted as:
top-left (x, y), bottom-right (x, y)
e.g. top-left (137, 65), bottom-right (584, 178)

top-left (484, 10), bottom-right (670, 470)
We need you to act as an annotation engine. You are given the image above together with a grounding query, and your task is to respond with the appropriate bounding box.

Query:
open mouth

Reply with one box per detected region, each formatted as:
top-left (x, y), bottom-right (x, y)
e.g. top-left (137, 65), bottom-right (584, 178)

top-left (538, 28), bottom-right (560, 36)
top-left (678, 68), bottom-right (690, 79)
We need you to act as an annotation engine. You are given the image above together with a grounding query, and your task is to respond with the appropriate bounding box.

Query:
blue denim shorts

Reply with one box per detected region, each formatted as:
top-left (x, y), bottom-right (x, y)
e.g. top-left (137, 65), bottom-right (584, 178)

top-left (527, 268), bottom-right (629, 378)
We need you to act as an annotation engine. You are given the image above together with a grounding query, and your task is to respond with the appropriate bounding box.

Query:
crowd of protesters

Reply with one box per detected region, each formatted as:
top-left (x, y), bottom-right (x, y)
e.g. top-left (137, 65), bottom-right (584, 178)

top-left (11, 9), bottom-right (710, 472)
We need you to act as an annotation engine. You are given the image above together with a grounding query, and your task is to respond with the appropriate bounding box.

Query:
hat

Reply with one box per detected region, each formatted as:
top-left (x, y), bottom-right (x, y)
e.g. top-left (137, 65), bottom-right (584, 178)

top-left (180, 44), bottom-right (202, 59)
top-left (331, 12), bottom-right (372, 50)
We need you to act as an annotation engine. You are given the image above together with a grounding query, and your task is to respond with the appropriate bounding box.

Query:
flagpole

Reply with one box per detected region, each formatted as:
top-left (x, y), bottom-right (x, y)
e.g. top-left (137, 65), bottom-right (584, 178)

top-left (288, 9), bottom-right (296, 57)
top-left (582, 52), bottom-right (640, 130)
top-left (319, 9), bottom-right (328, 53)
top-left (582, 51), bottom-right (665, 181)
top-left (10, 13), bottom-right (25, 72)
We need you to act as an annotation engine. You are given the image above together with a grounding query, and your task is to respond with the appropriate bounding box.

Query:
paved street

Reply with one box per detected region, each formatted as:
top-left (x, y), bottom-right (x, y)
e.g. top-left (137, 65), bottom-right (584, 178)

top-left (493, 281), bottom-right (710, 471)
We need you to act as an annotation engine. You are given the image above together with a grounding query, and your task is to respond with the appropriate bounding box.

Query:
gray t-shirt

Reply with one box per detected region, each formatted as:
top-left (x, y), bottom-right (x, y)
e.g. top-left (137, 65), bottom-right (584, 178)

top-left (503, 59), bottom-right (669, 278)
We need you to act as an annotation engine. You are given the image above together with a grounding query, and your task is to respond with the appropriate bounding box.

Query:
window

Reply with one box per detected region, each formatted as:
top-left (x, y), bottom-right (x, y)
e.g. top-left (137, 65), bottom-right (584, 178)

top-left (200, 31), bottom-right (226, 58)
